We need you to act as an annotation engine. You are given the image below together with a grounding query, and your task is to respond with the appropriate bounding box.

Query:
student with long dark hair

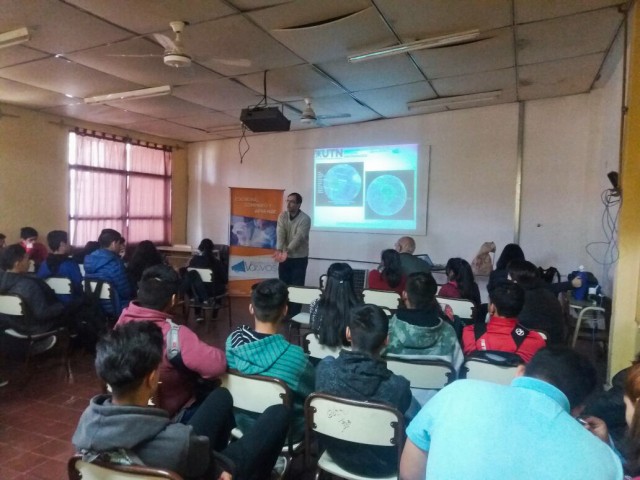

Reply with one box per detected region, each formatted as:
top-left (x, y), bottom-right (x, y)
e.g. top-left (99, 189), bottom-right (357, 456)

top-left (126, 240), bottom-right (164, 287)
top-left (310, 263), bottom-right (363, 347)
top-left (368, 249), bottom-right (406, 295)
top-left (438, 257), bottom-right (481, 306)
top-left (488, 243), bottom-right (525, 292)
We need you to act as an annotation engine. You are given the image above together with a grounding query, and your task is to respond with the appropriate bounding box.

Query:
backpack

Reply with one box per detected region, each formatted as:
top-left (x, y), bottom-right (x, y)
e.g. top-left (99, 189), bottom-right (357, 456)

top-left (537, 266), bottom-right (561, 284)
top-left (71, 279), bottom-right (110, 353)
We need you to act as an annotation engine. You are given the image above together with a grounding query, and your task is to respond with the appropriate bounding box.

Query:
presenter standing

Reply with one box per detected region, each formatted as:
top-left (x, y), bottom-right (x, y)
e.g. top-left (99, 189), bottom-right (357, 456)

top-left (275, 193), bottom-right (311, 314)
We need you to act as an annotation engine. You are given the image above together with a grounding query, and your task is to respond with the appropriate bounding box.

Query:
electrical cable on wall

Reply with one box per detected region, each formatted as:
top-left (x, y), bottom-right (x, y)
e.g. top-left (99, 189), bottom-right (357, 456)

top-left (585, 186), bottom-right (620, 287)
top-left (238, 123), bottom-right (250, 164)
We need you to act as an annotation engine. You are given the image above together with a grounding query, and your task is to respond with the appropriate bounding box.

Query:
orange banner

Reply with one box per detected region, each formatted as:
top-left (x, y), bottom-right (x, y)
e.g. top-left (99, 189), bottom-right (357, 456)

top-left (228, 187), bottom-right (284, 296)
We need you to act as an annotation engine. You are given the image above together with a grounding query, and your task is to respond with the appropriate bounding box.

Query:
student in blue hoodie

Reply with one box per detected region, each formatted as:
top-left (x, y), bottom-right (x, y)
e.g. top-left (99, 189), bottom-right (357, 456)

top-left (83, 228), bottom-right (132, 315)
top-left (37, 230), bottom-right (83, 304)
top-left (226, 278), bottom-right (314, 441)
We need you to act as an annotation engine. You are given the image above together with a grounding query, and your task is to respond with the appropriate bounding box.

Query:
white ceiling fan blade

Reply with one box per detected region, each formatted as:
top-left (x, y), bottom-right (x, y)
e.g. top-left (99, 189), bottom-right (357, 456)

top-left (107, 53), bottom-right (163, 58)
top-left (196, 55), bottom-right (251, 68)
top-left (152, 33), bottom-right (176, 51)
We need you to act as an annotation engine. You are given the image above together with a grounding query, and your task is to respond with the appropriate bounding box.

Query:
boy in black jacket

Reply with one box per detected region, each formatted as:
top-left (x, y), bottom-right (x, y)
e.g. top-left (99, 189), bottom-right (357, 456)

top-left (315, 304), bottom-right (413, 477)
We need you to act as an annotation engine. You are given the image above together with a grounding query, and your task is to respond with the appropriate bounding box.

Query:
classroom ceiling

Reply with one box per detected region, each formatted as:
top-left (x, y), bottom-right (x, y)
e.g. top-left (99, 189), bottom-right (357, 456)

top-left (0, 0), bottom-right (628, 142)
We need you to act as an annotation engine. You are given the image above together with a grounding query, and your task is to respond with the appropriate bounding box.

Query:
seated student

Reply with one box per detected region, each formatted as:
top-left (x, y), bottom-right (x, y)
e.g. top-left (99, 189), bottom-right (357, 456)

top-left (19, 226), bottom-right (49, 271)
top-left (399, 347), bottom-right (623, 480)
top-left (0, 244), bottom-right (66, 342)
top-left (384, 272), bottom-right (464, 372)
top-left (226, 278), bottom-right (315, 440)
top-left (72, 240), bottom-right (99, 266)
top-left (316, 303), bottom-right (413, 477)
top-left (438, 257), bottom-right (481, 306)
top-left (508, 259), bottom-right (566, 345)
top-left (84, 228), bottom-right (133, 316)
top-left (310, 263), bottom-right (363, 347)
top-left (73, 321), bottom-right (289, 480)
top-left (125, 240), bottom-right (164, 288)
top-left (462, 281), bottom-right (546, 363)
top-left (37, 230), bottom-right (83, 304)
top-left (368, 248), bottom-right (407, 295)
top-left (116, 264), bottom-right (226, 420)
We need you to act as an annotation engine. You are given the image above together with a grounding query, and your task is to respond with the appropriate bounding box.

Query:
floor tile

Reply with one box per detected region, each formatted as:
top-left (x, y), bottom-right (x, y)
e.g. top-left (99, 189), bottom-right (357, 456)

top-left (3, 451), bottom-right (48, 473)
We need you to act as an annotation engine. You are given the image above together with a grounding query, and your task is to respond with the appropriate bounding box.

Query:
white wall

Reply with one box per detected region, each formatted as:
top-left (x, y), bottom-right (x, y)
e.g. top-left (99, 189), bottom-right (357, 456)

top-left (520, 57), bottom-right (623, 294)
top-left (187, 66), bottom-right (622, 292)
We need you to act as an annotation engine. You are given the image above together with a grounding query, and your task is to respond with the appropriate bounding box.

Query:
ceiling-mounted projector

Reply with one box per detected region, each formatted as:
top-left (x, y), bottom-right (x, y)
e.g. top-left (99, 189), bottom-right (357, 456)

top-left (240, 106), bottom-right (290, 132)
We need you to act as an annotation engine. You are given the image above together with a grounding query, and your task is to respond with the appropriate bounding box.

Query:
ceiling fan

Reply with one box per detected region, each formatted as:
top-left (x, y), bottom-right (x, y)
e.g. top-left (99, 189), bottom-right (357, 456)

top-left (300, 98), bottom-right (351, 126)
top-left (110, 21), bottom-right (250, 69)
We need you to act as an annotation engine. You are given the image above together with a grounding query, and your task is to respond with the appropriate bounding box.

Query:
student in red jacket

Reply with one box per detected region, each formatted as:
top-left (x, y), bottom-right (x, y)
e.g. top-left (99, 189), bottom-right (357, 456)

top-left (116, 264), bottom-right (226, 421)
top-left (462, 281), bottom-right (545, 363)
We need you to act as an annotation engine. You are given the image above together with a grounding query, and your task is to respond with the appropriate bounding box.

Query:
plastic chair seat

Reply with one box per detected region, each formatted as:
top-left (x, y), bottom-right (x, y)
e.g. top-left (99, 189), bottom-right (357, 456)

top-left (317, 450), bottom-right (397, 480)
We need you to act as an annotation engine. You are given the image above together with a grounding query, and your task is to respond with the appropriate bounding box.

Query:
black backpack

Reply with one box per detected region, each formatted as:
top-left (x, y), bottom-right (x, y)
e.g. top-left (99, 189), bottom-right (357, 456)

top-left (71, 279), bottom-right (110, 353)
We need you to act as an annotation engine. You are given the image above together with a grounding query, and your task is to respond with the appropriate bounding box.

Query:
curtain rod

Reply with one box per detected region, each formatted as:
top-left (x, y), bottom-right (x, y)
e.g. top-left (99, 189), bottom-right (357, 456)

top-left (74, 127), bottom-right (172, 152)
top-left (46, 119), bottom-right (182, 150)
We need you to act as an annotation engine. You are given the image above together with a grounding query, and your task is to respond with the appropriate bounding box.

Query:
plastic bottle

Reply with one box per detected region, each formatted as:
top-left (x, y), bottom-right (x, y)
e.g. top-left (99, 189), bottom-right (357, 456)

top-left (574, 265), bottom-right (589, 300)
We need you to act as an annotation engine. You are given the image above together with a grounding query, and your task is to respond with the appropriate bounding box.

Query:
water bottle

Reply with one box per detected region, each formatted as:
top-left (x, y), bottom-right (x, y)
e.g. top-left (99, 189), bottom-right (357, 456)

top-left (573, 265), bottom-right (589, 300)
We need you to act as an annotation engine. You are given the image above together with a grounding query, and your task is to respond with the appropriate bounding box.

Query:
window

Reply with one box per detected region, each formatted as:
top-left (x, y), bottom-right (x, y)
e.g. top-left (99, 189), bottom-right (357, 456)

top-left (68, 130), bottom-right (172, 246)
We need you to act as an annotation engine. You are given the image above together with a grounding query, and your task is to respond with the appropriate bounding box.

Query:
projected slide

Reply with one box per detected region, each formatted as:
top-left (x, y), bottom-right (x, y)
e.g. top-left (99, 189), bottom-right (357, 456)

top-left (314, 144), bottom-right (418, 231)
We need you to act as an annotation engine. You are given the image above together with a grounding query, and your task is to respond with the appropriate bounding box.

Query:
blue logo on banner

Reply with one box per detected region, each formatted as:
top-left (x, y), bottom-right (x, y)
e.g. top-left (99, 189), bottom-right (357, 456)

top-left (232, 261), bottom-right (247, 273)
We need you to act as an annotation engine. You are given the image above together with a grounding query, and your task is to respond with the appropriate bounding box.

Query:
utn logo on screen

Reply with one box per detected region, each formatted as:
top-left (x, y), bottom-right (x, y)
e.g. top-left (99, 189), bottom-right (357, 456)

top-left (313, 144), bottom-right (420, 232)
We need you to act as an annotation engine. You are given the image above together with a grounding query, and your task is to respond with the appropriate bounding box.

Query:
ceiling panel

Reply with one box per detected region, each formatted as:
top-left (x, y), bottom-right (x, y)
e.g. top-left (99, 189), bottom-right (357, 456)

top-left (1, 0), bottom-right (132, 54)
top-left (65, 37), bottom-right (222, 87)
top-left (227, 0), bottom-right (292, 11)
top-left (412, 27), bottom-right (515, 79)
top-left (517, 7), bottom-right (624, 65)
top-left (247, 0), bottom-right (370, 30)
top-left (375, 0), bottom-right (513, 42)
top-left (169, 111), bottom-right (240, 130)
top-left (515, 0), bottom-right (626, 23)
top-left (65, 0), bottom-right (236, 34)
top-left (432, 67), bottom-right (516, 97)
top-left (41, 103), bottom-right (155, 126)
top-left (352, 81), bottom-right (438, 117)
top-left (0, 77), bottom-right (77, 108)
top-left (173, 79), bottom-right (263, 110)
top-left (268, 8), bottom-right (397, 64)
top-left (95, 95), bottom-right (218, 119)
top-left (318, 55), bottom-right (424, 93)
top-left (123, 119), bottom-right (225, 142)
top-left (236, 65), bottom-right (345, 102)
top-left (0, 45), bottom-right (49, 69)
top-left (518, 53), bottom-right (604, 100)
top-left (0, 57), bottom-right (142, 98)
top-left (185, 14), bottom-right (305, 77)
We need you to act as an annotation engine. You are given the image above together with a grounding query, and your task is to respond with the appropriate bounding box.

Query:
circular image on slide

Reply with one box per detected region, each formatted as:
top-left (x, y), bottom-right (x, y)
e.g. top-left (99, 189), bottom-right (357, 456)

top-left (366, 175), bottom-right (407, 216)
top-left (323, 164), bottom-right (362, 205)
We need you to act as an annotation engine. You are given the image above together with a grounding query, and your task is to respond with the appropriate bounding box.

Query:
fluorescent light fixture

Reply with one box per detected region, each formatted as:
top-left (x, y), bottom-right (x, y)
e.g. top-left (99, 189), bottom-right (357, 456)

top-left (348, 29), bottom-right (480, 63)
top-left (84, 85), bottom-right (172, 105)
top-left (0, 27), bottom-right (30, 50)
top-left (407, 90), bottom-right (502, 110)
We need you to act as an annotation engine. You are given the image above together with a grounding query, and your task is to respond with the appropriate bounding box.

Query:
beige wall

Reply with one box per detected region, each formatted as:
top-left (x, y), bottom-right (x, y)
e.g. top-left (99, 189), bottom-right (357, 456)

top-left (0, 104), bottom-right (188, 245)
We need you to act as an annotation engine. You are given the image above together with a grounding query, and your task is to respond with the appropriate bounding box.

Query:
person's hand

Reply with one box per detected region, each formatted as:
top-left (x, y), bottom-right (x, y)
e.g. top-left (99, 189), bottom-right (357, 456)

top-left (272, 250), bottom-right (287, 263)
top-left (217, 471), bottom-right (232, 480)
top-left (580, 415), bottom-right (609, 443)
top-left (571, 276), bottom-right (583, 288)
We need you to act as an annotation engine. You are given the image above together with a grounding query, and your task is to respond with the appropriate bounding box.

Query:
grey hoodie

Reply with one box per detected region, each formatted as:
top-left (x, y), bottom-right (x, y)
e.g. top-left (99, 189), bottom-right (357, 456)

top-left (72, 395), bottom-right (210, 478)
